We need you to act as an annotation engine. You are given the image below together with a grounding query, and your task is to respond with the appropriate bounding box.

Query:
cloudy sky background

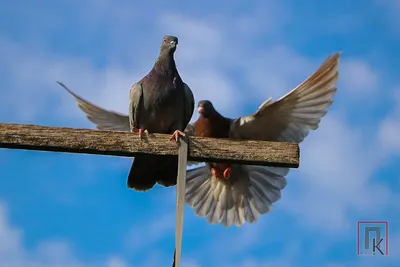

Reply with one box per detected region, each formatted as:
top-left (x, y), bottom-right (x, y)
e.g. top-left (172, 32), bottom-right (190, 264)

top-left (0, 0), bottom-right (399, 266)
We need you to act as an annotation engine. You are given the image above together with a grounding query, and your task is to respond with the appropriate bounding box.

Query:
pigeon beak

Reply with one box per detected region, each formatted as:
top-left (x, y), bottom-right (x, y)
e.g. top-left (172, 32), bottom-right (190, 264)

top-left (198, 107), bottom-right (204, 114)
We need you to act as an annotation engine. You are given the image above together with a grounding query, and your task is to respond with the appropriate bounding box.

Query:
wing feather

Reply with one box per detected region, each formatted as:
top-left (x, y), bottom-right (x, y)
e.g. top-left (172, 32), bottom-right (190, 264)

top-left (230, 52), bottom-right (340, 143)
top-left (57, 81), bottom-right (130, 131)
top-left (185, 165), bottom-right (287, 226)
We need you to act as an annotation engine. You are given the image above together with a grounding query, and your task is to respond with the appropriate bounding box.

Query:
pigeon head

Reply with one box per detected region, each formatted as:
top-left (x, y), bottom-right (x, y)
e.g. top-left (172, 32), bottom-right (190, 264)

top-left (197, 100), bottom-right (216, 117)
top-left (160, 35), bottom-right (178, 53)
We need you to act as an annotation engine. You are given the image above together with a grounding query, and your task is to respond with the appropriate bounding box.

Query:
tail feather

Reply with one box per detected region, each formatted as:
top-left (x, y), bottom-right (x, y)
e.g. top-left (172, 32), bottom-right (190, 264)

top-left (155, 155), bottom-right (179, 187)
top-left (243, 197), bottom-right (259, 223)
top-left (127, 155), bottom-right (178, 191)
top-left (185, 165), bottom-right (288, 227)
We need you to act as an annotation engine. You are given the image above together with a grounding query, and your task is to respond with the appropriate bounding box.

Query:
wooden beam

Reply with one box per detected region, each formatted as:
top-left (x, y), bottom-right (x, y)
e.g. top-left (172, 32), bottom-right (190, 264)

top-left (0, 123), bottom-right (299, 168)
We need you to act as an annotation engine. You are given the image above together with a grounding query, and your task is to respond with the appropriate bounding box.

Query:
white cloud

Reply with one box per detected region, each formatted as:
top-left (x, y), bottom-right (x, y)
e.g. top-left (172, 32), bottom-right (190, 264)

top-left (280, 111), bottom-right (391, 232)
top-left (217, 241), bottom-right (299, 267)
top-left (0, 1), bottom-right (293, 124)
top-left (379, 88), bottom-right (400, 153)
top-left (0, 203), bottom-right (21, 259)
top-left (125, 212), bottom-right (175, 250)
top-left (228, 0), bottom-right (291, 37)
top-left (0, 38), bottom-right (139, 125)
top-left (1, 11), bottom-right (392, 235)
top-left (157, 13), bottom-right (255, 117)
top-left (0, 13), bottom-right (246, 125)
top-left (241, 48), bottom-right (380, 104)
top-left (105, 257), bottom-right (128, 267)
top-left (380, 118), bottom-right (400, 152)
top-left (1, 2), bottom-right (398, 267)
top-left (239, 47), bottom-right (381, 113)
top-left (0, 201), bottom-right (199, 267)
top-left (243, 45), bottom-right (315, 101)
top-left (0, 201), bottom-right (129, 267)
top-left (340, 59), bottom-right (379, 93)
top-left (160, 14), bottom-right (224, 62)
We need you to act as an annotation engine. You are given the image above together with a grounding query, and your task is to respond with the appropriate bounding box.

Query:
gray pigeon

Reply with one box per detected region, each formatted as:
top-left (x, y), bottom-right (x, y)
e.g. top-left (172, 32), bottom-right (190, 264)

top-left (184, 52), bottom-right (340, 226)
top-left (58, 35), bottom-right (194, 191)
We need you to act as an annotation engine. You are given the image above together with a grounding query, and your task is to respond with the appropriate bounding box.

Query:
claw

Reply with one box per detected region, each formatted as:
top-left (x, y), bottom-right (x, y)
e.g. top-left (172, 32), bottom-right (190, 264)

top-left (170, 130), bottom-right (185, 142)
top-left (223, 167), bottom-right (231, 179)
top-left (132, 128), bottom-right (148, 139)
top-left (211, 168), bottom-right (221, 179)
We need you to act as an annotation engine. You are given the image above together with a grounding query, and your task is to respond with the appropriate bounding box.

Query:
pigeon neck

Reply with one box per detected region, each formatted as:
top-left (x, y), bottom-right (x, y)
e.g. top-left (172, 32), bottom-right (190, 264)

top-left (196, 112), bottom-right (232, 139)
top-left (154, 51), bottom-right (177, 75)
top-left (202, 110), bottom-right (225, 121)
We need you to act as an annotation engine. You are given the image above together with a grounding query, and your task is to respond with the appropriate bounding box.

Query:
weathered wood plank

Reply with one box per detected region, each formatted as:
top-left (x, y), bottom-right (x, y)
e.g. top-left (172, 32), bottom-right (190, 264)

top-left (0, 123), bottom-right (300, 167)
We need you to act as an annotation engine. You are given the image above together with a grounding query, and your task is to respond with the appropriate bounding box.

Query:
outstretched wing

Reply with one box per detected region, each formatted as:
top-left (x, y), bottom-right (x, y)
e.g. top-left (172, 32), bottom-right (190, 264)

top-left (230, 52), bottom-right (340, 143)
top-left (57, 81), bottom-right (130, 131)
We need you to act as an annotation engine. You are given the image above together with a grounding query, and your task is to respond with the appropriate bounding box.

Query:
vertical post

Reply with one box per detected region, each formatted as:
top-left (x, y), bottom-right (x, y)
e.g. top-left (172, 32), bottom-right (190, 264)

top-left (175, 136), bottom-right (188, 267)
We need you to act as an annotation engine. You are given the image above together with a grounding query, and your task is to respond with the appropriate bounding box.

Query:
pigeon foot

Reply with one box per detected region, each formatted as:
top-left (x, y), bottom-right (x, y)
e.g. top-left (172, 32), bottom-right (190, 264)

top-left (211, 168), bottom-right (222, 179)
top-left (132, 128), bottom-right (148, 140)
top-left (169, 130), bottom-right (185, 142)
top-left (211, 165), bottom-right (231, 180)
top-left (223, 167), bottom-right (231, 179)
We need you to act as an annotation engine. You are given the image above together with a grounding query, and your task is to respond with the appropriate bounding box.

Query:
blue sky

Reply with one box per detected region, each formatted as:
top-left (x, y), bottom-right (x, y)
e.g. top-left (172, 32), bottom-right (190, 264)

top-left (0, 0), bottom-right (399, 266)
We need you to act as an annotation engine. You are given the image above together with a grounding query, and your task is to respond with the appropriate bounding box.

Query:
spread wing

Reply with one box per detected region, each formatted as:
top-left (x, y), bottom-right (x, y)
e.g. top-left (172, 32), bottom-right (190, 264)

top-left (57, 81), bottom-right (130, 131)
top-left (230, 52), bottom-right (340, 143)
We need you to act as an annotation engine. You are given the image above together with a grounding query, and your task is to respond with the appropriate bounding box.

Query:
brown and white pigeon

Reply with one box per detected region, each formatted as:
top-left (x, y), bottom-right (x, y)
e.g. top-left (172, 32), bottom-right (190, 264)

top-left (184, 52), bottom-right (340, 227)
top-left (58, 35), bottom-right (194, 191)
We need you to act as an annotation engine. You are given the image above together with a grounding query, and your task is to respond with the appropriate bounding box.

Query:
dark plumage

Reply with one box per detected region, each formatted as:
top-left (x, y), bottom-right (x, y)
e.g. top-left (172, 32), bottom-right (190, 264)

top-left (57, 35), bottom-right (194, 192)
top-left (171, 249), bottom-right (176, 267)
top-left (127, 35), bottom-right (194, 191)
top-left (184, 52), bottom-right (341, 226)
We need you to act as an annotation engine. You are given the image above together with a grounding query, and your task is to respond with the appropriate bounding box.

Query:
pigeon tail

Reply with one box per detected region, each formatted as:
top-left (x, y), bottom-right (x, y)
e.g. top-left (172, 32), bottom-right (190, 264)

top-left (184, 165), bottom-right (288, 227)
top-left (127, 154), bottom-right (178, 191)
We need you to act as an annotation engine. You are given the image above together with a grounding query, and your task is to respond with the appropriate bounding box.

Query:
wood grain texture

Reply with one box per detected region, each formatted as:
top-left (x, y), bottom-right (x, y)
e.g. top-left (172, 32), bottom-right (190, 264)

top-left (0, 123), bottom-right (300, 168)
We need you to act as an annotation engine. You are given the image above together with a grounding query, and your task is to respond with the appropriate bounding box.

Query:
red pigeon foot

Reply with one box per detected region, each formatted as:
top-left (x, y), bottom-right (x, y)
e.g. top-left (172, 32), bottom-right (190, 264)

top-left (211, 168), bottom-right (222, 179)
top-left (223, 167), bottom-right (231, 179)
top-left (170, 130), bottom-right (185, 142)
top-left (132, 128), bottom-right (147, 139)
